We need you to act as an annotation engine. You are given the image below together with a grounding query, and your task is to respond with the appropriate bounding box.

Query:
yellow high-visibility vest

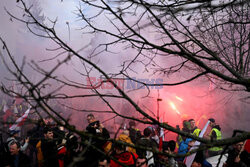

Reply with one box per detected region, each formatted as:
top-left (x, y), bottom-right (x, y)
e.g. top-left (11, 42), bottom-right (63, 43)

top-left (192, 128), bottom-right (201, 137)
top-left (209, 128), bottom-right (223, 151)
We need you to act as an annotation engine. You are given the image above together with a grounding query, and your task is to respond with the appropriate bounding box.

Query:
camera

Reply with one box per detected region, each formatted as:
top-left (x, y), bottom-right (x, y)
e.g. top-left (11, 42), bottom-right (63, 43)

top-left (176, 125), bottom-right (180, 130)
top-left (95, 121), bottom-right (100, 128)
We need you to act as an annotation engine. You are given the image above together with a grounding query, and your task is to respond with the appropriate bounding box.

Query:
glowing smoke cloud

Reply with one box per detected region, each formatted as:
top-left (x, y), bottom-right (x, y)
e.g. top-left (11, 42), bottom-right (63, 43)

top-left (0, 0), bottom-right (250, 137)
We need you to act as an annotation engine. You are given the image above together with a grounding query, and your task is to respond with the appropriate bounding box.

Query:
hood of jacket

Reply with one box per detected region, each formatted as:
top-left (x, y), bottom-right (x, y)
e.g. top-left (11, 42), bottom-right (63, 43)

top-left (113, 152), bottom-right (137, 166)
top-left (117, 134), bottom-right (133, 144)
top-left (213, 125), bottom-right (221, 131)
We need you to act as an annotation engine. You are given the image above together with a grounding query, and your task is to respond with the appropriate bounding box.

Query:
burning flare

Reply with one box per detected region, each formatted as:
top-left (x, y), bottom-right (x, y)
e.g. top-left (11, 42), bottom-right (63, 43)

top-left (175, 96), bottom-right (183, 102)
top-left (169, 101), bottom-right (181, 115)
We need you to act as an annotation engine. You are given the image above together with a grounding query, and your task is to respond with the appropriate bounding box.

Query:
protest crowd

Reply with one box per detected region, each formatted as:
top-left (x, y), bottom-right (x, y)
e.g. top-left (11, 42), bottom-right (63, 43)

top-left (0, 96), bottom-right (249, 167)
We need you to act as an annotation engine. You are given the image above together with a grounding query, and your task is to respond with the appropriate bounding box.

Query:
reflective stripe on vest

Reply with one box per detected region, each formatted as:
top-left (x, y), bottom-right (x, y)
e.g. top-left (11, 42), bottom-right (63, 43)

top-left (209, 128), bottom-right (223, 151)
top-left (192, 128), bottom-right (201, 137)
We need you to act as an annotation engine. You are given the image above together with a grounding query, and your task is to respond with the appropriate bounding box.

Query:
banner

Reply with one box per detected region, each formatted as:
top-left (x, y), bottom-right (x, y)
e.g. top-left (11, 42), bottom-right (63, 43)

top-left (9, 107), bottom-right (31, 131)
top-left (185, 120), bottom-right (210, 167)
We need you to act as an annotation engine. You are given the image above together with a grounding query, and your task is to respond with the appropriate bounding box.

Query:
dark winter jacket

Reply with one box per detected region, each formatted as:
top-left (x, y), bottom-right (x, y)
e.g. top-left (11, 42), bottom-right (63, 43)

top-left (6, 151), bottom-right (31, 167)
top-left (41, 139), bottom-right (59, 167)
top-left (136, 137), bottom-right (158, 158)
top-left (128, 128), bottom-right (141, 144)
top-left (226, 148), bottom-right (248, 167)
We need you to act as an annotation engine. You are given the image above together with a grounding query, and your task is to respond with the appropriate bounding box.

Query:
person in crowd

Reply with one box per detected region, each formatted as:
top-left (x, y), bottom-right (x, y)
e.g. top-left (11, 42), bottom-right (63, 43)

top-left (128, 120), bottom-right (142, 144)
top-left (36, 127), bottom-right (59, 167)
top-left (110, 140), bottom-right (138, 167)
top-left (86, 113), bottom-right (110, 148)
top-left (157, 140), bottom-right (178, 167)
top-left (76, 114), bottom-right (110, 166)
top-left (136, 157), bottom-right (148, 167)
top-left (148, 125), bottom-right (160, 145)
top-left (43, 116), bottom-right (54, 126)
top-left (191, 162), bottom-right (201, 167)
top-left (176, 121), bottom-right (192, 160)
top-left (0, 133), bottom-right (8, 167)
top-left (177, 120), bottom-right (192, 145)
top-left (187, 140), bottom-right (212, 167)
top-left (224, 141), bottom-right (249, 167)
top-left (54, 125), bottom-right (67, 167)
top-left (27, 119), bottom-right (46, 166)
top-left (86, 114), bottom-right (110, 152)
top-left (136, 127), bottom-right (158, 167)
top-left (178, 136), bottom-right (192, 161)
top-left (86, 114), bottom-right (110, 138)
top-left (166, 140), bottom-right (178, 167)
top-left (188, 119), bottom-right (201, 137)
top-left (27, 119), bottom-right (45, 144)
top-left (5, 140), bottom-right (30, 167)
top-left (206, 118), bottom-right (223, 157)
top-left (98, 158), bottom-right (110, 167)
top-left (188, 119), bottom-right (197, 133)
top-left (182, 120), bottom-right (191, 134)
top-left (117, 129), bottom-right (136, 153)
top-left (64, 129), bottom-right (79, 166)
top-left (6, 129), bottom-right (29, 152)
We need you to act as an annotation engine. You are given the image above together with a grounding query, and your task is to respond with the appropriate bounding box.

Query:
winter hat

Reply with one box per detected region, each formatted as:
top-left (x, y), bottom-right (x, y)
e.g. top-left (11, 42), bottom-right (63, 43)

top-left (208, 118), bottom-right (215, 123)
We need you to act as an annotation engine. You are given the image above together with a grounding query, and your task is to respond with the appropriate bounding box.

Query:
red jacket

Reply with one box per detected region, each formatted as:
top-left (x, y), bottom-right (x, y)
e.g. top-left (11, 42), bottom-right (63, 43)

top-left (110, 152), bottom-right (138, 167)
top-left (58, 146), bottom-right (67, 167)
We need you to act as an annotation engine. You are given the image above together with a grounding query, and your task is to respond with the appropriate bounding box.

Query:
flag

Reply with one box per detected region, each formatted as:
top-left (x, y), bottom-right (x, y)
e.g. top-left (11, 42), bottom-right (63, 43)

top-left (159, 120), bottom-right (165, 151)
top-left (9, 107), bottom-right (31, 131)
top-left (3, 104), bottom-right (12, 123)
top-left (159, 134), bottom-right (163, 151)
top-left (244, 139), bottom-right (250, 153)
top-left (12, 81), bottom-right (23, 105)
top-left (3, 103), bottom-right (9, 113)
top-left (13, 105), bottom-right (18, 114)
top-left (0, 99), bottom-right (5, 111)
top-left (184, 120), bottom-right (210, 167)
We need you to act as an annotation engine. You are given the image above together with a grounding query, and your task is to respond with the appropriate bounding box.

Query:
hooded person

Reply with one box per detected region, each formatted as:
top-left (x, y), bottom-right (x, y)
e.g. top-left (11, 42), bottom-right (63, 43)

top-left (110, 140), bottom-right (138, 167)
top-left (117, 130), bottom-right (136, 153)
top-left (178, 137), bottom-right (193, 161)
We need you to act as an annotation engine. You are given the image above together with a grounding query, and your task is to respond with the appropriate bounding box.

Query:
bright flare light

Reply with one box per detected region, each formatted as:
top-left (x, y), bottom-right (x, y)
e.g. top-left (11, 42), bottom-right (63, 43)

top-left (169, 101), bottom-right (181, 115)
top-left (175, 96), bottom-right (183, 102)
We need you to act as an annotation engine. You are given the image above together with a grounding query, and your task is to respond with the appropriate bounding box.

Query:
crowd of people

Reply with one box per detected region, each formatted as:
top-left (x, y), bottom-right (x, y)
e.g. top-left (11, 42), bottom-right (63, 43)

top-left (0, 98), bottom-right (249, 167)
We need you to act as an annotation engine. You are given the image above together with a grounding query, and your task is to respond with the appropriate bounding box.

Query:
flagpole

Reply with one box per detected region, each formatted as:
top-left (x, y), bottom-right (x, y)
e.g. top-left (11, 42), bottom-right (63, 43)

top-left (157, 90), bottom-right (162, 122)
